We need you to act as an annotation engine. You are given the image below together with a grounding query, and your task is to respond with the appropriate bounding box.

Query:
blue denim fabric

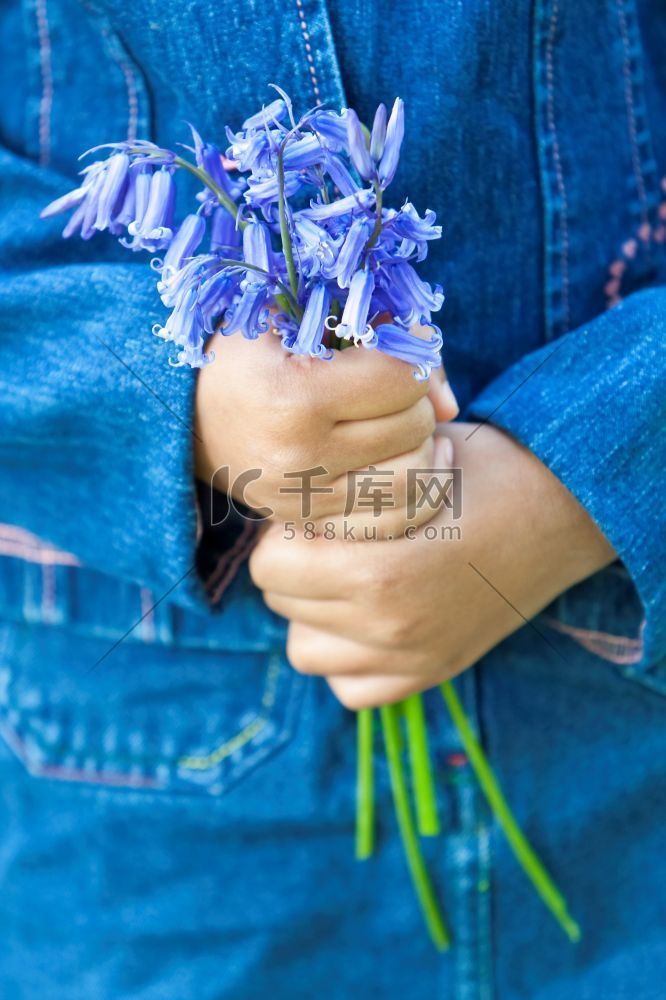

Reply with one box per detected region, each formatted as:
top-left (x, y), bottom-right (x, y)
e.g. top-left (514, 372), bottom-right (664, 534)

top-left (0, 0), bottom-right (665, 997)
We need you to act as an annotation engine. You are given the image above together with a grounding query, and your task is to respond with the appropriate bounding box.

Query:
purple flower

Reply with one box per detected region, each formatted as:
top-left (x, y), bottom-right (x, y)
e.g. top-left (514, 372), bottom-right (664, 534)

top-left (300, 187), bottom-right (375, 221)
top-left (324, 154), bottom-right (360, 197)
top-left (225, 126), bottom-right (274, 173)
top-left (333, 216), bottom-right (373, 287)
top-left (198, 268), bottom-right (240, 333)
top-left (369, 103), bottom-right (388, 161)
top-left (344, 99), bottom-right (403, 190)
top-left (379, 261), bottom-right (444, 324)
top-left (337, 268), bottom-right (376, 344)
top-left (292, 217), bottom-right (344, 280)
top-left (190, 126), bottom-right (244, 203)
top-left (157, 253), bottom-right (218, 308)
top-left (377, 98), bottom-right (405, 189)
top-left (154, 285), bottom-right (210, 369)
top-left (373, 322), bottom-right (442, 380)
top-left (282, 133), bottom-right (327, 171)
top-left (346, 108), bottom-right (375, 182)
top-left (224, 284), bottom-right (271, 340)
top-left (93, 153), bottom-right (130, 232)
top-left (209, 208), bottom-right (242, 254)
top-left (242, 221), bottom-right (274, 278)
top-left (386, 202), bottom-right (441, 260)
top-left (42, 156), bottom-right (131, 239)
top-left (281, 282), bottom-right (332, 358)
top-left (124, 168), bottom-right (176, 251)
top-left (244, 170), bottom-right (304, 210)
top-left (309, 109), bottom-right (348, 151)
top-left (160, 213), bottom-right (206, 277)
top-left (242, 98), bottom-right (287, 130)
top-left (43, 89), bottom-right (447, 382)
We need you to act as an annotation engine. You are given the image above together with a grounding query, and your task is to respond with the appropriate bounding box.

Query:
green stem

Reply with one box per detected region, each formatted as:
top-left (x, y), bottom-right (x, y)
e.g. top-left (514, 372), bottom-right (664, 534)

top-left (440, 681), bottom-right (581, 943)
top-left (362, 182), bottom-right (384, 264)
top-left (403, 694), bottom-right (440, 837)
top-left (277, 146), bottom-right (299, 300)
top-left (380, 704), bottom-right (451, 951)
top-left (355, 708), bottom-right (375, 860)
top-left (173, 157), bottom-right (241, 223)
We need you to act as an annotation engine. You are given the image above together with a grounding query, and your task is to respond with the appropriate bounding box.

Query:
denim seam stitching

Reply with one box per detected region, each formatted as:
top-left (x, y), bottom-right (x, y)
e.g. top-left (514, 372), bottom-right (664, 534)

top-left (616, 0), bottom-right (652, 226)
top-left (294, 0), bottom-right (322, 105)
top-left (544, 0), bottom-right (570, 334)
top-left (34, 0), bottom-right (53, 168)
top-left (0, 653), bottom-right (287, 776)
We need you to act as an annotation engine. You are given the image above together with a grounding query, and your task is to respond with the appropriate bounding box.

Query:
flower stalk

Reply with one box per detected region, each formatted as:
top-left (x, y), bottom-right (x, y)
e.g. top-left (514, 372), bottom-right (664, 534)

top-left (440, 680), bottom-right (581, 943)
top-left (380, 704), bottom-right (450, 951)
top-left (276, 144), bottom-right (299, 300)
top-left (173, 155), bottom-right (240, 222)
top-left (355, 708), bottom-right (375, 860)
top-left (403, 694), bottom-right (440, 837)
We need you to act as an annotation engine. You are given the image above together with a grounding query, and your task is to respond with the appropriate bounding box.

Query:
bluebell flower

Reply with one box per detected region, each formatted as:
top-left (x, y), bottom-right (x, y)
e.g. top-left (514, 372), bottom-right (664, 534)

top-left (377, 98), bottom-right (405, 189)
top-left (198, 268), bottom-right (240, 333)
top-left (324, 154), bottom-right (360, 197)
top-left (93, 152), bottom-right (130, 232)
top-left (373, 322), bottom-right (443, 380)
top-left (369, 103), bottom-right (387, 161)
top-left (41, 156), bottom-right (129, 239)
top-left (282, 133), bottom-right (327, 171)
top-left (292, 217), bottom-right (344, 280)
top-left (346, 109), bottom-right (375, 182)
top-left (337, 267), bottom-right (376, 344)
top-left (242, 221), bottom-right (274, 278)
top-left (160, 213), bottom-right (206, 278)
top-left (242, 98), bottom-right (287, 130)
top-left (156, 254), bottom-right (212, 309)
top-left (300, 187), bottom-right (375, 221)
top-left (124, 167), bottom-right (176, 251)
top-left (154, 285), bottom-right (210, 369)
top-left (333, 216), bottom-right (373, 287)
top-left (309, 109), bottom-right (348, 152)
top-left (209, 208), bottom-right (242, 254)
top-left (224, 284), bottom-right (270, 340)
top-left (281, 282), bottom-right (332, 358)
top-left (244, 170), bottom-right (304, 210)
top-left (86, 139), bottom-right (176, 166)
top-left (345, 99), bottom-right (404, 190)
top-left (386, 202), bottom-right (441, 261)
top-left (189, 126), bottom-right (244, 204)
top-left (378, 261), bottom-right (444, 324)
top-left (215, 221), bottom-right (276, 340)
top-left (45, 89), bottom-right (446, 381)
top-left (225, 126), bottom-right (274, 173)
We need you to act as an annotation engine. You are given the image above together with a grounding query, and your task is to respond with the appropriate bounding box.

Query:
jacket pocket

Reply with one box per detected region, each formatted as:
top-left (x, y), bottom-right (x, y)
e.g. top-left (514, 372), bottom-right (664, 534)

top-left (0, 612), bottom-right (302, 797)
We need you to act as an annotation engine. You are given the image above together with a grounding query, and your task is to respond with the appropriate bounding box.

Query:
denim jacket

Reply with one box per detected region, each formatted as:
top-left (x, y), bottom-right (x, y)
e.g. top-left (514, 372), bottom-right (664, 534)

top-left (0, 1), bottom-right (665, 997)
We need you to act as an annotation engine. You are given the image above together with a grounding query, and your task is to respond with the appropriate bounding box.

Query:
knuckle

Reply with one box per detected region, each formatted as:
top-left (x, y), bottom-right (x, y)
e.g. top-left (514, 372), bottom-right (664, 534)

top-left (359, 556), bottom-right (393, 598)
top-left (384, 615), bottom-right (413, 647)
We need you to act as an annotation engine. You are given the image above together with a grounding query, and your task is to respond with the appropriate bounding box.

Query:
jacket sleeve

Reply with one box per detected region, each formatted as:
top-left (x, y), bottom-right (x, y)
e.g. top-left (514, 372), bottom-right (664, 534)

top-left (466, 286), bottom-right (666, 668)
top-left (0, 146), bottom-right (219, 611)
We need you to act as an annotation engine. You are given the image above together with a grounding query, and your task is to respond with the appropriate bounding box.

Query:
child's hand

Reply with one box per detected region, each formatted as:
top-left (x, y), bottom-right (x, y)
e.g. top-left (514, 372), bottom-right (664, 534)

top-left (249, 423), bottom-right (616, 708)
top-left (195, 329), bottom-right (458, 536)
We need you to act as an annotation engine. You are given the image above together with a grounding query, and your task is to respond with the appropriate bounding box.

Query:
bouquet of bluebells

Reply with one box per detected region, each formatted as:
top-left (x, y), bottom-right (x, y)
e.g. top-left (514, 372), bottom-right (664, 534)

top-left (42, 87), bottom-right (580, 950)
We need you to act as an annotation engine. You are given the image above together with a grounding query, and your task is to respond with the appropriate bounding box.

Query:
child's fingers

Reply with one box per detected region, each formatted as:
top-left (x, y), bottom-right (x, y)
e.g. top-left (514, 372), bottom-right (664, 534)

top-left (306, 343), bottom-right (431, 421)
top-left (428, 365), bottom-right (459, 422)
top-left (327, 396), bottom-right (436, 476)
